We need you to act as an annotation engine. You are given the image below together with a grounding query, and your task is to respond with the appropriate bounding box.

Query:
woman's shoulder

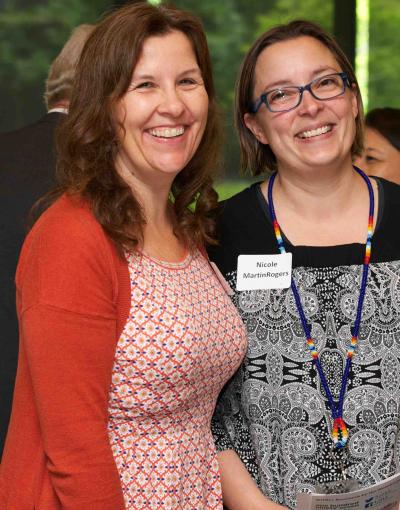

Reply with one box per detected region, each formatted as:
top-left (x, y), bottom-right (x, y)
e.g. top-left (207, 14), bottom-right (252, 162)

top-left (209, 182), bottom-right (269, 267)
top-left (17, 194), bottom-right (125, 313)
top-left (23, 194), bottom-right (113, 260)
top-left (219, 183), bottom-right (260, 216)
top-left (31, 193), bottom-right (100, 237)
top-left (376, 177), bottom-right (400, 205)
top-left (370, 177), bottom-right (400, 262)
top-left (374, 177), bottom-right (400, 227)
top-left (216, 182), bottom-right (264, 233)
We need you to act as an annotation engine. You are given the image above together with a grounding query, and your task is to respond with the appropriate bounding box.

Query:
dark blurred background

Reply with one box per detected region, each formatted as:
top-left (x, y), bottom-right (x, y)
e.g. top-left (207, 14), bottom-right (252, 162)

top-left (1, 0), bottom-right (399, 179)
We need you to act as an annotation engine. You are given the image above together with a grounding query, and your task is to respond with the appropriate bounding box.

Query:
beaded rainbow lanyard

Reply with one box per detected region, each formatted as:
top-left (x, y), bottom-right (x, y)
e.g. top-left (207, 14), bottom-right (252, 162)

top-left (267, 167), bottom-right (374, 449)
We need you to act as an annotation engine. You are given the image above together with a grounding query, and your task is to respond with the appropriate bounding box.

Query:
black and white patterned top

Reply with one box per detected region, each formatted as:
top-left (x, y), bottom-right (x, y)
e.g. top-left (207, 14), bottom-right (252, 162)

top-left (209, 178), bottom-right (400, 509)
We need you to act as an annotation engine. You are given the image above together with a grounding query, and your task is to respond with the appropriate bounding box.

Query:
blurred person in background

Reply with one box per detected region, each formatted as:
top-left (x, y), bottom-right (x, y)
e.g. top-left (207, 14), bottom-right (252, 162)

top-left (0, 3), bottom-right (246, 509)
top-left (0, 23), bottom-right (94, 458)
top-left (356, 107), bottom-right (400, 184)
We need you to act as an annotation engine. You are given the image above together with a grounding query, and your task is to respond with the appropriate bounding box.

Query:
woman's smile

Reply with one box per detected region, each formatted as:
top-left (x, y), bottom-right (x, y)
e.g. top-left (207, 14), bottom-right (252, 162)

top-left (245, 36), bottom-right (358, 174)
top-left (296, 123), bottom-right (334, 139)
top-left (113, 30), bottom-right (209, 186)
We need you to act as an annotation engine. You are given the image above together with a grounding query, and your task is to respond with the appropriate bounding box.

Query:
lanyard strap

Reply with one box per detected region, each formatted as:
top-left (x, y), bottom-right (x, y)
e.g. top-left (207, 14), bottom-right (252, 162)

top-left (267, 167), bottom-right (374, 448)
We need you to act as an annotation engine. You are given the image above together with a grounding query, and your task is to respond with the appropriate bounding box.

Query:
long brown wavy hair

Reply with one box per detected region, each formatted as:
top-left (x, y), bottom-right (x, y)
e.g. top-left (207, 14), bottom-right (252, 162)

top-left (235, 20), bottom-right (364, 175)
top-left (55, 2), bottom-right (220, 252)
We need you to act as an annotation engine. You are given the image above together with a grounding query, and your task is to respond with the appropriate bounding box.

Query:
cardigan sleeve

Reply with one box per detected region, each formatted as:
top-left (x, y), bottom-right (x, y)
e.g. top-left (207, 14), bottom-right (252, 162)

top-left (16, 198), bottom-right (126, 510)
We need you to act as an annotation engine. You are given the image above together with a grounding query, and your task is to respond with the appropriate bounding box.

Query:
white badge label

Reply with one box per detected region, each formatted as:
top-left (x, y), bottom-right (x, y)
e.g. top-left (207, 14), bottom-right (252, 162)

top-left (236, 253), bottom-right (292, 291)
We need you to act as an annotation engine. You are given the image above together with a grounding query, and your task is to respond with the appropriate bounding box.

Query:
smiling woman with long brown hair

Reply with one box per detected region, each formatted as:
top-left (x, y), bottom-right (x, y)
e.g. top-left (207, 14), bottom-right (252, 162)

top-left (0, 4), bottom-right (247, 509)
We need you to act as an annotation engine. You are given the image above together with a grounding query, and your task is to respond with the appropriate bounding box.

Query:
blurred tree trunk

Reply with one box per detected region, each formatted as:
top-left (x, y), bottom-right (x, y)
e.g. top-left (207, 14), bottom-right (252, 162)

top-left (334, 0), bottom-right (356, 67)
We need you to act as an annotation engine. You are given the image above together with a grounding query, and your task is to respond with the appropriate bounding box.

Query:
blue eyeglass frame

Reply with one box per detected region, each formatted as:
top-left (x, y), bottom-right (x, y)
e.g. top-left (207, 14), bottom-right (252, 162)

top-left (250, 72), bottom-right (351, 114)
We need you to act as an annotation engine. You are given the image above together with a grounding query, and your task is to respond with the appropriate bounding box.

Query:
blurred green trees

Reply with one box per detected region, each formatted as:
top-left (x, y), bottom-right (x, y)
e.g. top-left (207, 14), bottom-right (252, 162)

top-left (0, 0), bottom-right (399, 178)
top-left (369, 0), bottom-right (400, 109)
top-left (0, 0), bottom-right (110, 130)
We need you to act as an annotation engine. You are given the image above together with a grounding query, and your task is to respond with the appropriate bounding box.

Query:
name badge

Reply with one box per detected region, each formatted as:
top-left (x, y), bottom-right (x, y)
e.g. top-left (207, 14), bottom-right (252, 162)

top-left (236, 253), bottom-right (292, 291)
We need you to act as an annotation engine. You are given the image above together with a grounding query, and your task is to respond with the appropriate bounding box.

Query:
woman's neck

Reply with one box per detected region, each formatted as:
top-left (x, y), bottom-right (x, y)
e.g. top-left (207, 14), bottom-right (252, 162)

top-left (269, 164), bottom-right (360, 221)
top-left (116, 160), bottom-right (187, 261)
top-left (261, 164), bottom-right (378, 246)
top-left (131, 182), bottom-right (186, 261)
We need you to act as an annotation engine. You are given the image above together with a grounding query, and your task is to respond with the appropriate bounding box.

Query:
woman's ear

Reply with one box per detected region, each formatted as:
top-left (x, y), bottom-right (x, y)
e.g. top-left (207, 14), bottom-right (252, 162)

top-left (244, 112), bottom-right (269, 144)
top-left (350, 83), bottom-right (359, 119)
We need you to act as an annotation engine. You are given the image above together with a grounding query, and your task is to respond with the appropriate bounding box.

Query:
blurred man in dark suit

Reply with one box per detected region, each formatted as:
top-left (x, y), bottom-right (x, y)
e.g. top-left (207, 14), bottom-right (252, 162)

top-left (0, 24), bottom-right (94, 457)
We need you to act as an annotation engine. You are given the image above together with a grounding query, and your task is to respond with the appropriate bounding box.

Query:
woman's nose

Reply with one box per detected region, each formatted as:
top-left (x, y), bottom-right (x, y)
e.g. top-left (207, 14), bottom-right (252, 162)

top-left (157, 88), bottom-right (185, 117)
top-left (297, 89), bottom-right (324, 116)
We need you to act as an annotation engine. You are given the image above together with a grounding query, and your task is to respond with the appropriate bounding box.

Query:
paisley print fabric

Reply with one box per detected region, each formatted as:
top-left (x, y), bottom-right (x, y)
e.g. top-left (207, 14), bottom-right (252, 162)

top-left (108, 250), bottom-right (247, 509)
top-left (210, 180), bottom-right (400, 510)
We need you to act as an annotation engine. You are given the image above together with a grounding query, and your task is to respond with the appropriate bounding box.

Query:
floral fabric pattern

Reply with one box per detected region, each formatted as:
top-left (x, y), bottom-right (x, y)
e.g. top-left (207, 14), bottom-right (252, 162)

top-left (213, 262), bottom-right (400, 509)
top-left (209, 180), bottom-right (400, 510)
top-left (108, 250), bottom-right (247, 509)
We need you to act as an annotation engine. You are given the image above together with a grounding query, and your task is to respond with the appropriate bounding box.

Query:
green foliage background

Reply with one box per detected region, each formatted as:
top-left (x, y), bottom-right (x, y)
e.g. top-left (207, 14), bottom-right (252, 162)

top-left (0, 0), bottom-right (111, 130)
top-left (0, 0), bottom-right (399, 186)
top-left (369, 0), bottom-right (400, 109)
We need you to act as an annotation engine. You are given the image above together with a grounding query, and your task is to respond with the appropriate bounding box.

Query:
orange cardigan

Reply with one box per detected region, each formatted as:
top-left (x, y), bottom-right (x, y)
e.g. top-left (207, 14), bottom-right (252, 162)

top-left (0, 195), bottom-right (131, 509)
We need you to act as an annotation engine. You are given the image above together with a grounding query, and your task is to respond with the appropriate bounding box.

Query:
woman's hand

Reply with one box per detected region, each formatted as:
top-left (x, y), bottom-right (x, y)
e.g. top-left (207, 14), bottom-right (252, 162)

top-left (217, 450), bottom-right (288, 510)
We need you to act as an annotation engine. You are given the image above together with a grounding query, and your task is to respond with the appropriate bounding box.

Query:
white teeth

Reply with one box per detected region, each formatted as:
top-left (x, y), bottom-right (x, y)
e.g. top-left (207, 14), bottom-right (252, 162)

top-left (149, 127), bottom-right (185, 138)
top-left (299, 125), bottom-right (332, 139)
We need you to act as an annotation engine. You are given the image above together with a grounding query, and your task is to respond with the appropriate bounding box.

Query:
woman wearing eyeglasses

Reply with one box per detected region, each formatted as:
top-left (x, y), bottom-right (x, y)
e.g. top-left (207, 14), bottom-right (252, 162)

top-left (210, 20), bottom-right (400, 510)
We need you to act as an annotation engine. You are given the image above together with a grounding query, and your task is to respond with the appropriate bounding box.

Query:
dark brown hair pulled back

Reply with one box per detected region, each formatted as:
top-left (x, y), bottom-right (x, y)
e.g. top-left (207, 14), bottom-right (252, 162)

top-left (56, 2), bottom-right (220, 251)
top-left (236, 19), bottom-right (364, 175)
top-left (365, 107), bottom-right (400, 151)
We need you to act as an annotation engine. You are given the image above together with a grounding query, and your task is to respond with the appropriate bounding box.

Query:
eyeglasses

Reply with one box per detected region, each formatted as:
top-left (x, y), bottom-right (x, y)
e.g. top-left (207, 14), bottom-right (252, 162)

top-left (251, 72), bottom-right (351, 114)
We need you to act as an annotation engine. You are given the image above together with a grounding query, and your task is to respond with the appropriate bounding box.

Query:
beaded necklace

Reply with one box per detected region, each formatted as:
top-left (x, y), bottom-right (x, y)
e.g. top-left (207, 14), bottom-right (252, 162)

top-left (267, 167), bottom-right (374, 449)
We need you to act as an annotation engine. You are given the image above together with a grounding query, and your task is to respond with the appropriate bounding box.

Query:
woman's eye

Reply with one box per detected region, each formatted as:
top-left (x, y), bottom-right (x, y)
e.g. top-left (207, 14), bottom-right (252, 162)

top-left (317, 75), bottom-right (341, 89)
top-left (268, 88), bottom-right (297, 104)
top-left (366, 155), bottom-right (378, 163)
top-left (269, 90), bottom-right (287, 103)
top-left (179, 78), bottom-right (197, 86)
top-left (135, 81), bottom-right (154, 90)
top-left (320, 78), bottom-right (335, 87)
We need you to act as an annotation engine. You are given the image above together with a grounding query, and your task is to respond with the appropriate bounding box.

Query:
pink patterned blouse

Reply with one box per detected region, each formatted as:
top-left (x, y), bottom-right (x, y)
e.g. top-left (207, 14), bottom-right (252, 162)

top-left (108, 250), bottom-right (246, 509)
